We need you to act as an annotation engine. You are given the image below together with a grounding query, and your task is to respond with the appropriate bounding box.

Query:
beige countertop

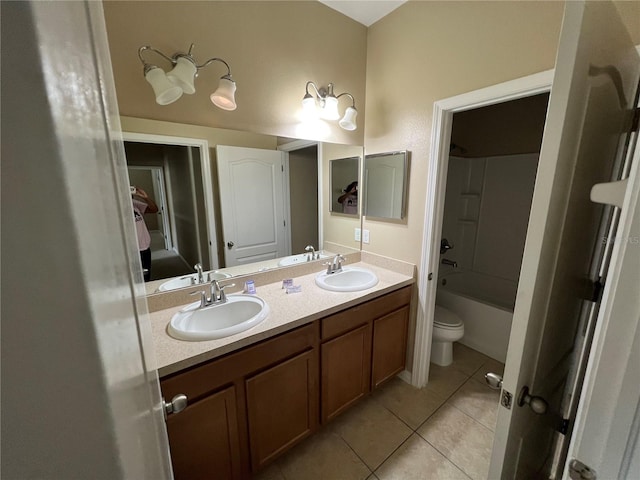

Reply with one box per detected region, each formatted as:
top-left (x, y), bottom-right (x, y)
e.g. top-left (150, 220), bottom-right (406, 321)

top-left (149, 260), bottom-right (414, 377)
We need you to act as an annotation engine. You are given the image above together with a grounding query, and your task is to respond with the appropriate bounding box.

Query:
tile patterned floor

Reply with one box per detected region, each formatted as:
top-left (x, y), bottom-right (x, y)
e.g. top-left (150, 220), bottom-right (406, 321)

top-left (254, 343), bottom-right (505, 480)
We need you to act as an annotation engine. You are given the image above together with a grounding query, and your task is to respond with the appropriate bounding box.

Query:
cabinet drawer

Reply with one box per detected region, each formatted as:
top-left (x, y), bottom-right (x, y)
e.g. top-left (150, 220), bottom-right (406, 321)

top-left (321, 286), bottom-right (411, 340)
top-left (161, 322), bottom-right (318, 401)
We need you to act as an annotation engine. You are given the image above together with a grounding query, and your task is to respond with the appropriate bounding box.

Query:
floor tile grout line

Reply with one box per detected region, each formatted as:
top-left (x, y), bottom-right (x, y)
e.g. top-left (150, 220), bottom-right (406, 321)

top-left (418, 434), bottom-right (475, 480)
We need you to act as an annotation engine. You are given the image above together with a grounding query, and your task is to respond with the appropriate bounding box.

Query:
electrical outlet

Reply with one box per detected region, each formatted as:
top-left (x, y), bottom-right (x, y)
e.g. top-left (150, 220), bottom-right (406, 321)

top-left (362, 229), bottom-right (370, 244)
top-left (355, 228), bottom-right (361, 241)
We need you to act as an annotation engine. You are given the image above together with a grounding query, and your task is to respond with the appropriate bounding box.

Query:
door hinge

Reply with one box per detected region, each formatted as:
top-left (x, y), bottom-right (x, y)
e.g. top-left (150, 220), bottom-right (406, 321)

top-left (632, 107), bottom-right (639, 133)
top-left (281, 165), bottom-right (284, 172)
top-left (559, 417), bottom-right (570, 435)
top-left (581, 277), bottom-right (604, 302)
top-left (569, 459), bottom-right (596, 480)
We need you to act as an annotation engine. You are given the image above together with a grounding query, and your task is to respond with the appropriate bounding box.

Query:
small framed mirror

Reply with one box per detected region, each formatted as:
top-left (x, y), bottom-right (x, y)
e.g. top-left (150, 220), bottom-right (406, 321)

top-left (364, 150), bottom-right (409, 220)
top-left (330, 156), bottom-right (360, 216)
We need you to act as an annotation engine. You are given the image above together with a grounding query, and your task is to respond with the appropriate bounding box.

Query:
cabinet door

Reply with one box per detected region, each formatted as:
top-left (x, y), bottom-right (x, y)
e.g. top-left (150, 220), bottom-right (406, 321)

top-left (166, 385), bottom-right (241, 480)
top-left (321, 323), bottom-right (372, 423)
top-left (372, 306), bottom-right (409, 389)
top-left (246, 350), bottom-right (318, 471)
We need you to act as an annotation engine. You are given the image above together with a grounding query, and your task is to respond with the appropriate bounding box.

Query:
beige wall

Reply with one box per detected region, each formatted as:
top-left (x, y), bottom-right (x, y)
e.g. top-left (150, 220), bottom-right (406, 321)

top-left (103, 1), bottom-right (367, 145)
top-left (362, 1), bottom-right (566, 265)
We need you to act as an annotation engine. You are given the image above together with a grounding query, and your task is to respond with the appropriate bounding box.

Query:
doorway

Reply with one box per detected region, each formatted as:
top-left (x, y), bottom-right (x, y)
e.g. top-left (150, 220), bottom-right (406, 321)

top-left (437, 93), bottom-right (549, 363)
top-left (123, 132), bottom-right (219, 281)
top-left (412, 70), bottom-right (554, 388)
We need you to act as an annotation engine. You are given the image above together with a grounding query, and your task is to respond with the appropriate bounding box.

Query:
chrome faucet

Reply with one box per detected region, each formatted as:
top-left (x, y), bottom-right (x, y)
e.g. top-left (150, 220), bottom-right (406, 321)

top-left (441, 258), bottom-right (458, 268)
top-left (194, 263), bottom-right (205, 284)
top-left (210, 279), bottom-right (234, 304)
top-left (304, 245), bottom-right (319, 261)
top-left (191, 279), bottom-right (236, 308)
top-left (325, 254), bottom-right (345, 274)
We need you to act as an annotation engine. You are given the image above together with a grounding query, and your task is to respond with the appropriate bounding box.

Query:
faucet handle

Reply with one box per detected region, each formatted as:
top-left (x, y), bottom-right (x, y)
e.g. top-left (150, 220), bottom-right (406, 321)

top-left (190, 290), bottom-right (208, 308)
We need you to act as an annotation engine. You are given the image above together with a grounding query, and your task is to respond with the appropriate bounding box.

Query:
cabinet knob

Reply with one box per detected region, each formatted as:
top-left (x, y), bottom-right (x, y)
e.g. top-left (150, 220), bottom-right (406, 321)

top-left (163, 394), bottom-right (188, 417)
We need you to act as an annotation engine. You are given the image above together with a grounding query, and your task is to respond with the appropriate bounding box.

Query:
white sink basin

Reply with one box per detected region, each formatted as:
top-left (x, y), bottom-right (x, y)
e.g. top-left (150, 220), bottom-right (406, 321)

top-left (157, 271), bottom-right (232, 292)
top-left (278, 252), bottom-right (330, 267)
top-left (315, 267), bottom-right (379, 292)
top-left (168, 294), bottom-right (269, 341)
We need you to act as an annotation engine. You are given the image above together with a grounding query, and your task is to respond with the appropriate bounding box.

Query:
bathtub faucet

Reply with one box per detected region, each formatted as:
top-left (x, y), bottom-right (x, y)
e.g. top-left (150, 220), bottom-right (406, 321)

top-left (441, 258), bottom-right (457, 268)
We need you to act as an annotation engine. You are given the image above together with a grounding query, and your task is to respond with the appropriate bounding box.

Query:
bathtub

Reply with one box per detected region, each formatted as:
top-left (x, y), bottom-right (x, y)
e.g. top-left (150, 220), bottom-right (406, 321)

top-left (435, 271), bottom-right (515, 363)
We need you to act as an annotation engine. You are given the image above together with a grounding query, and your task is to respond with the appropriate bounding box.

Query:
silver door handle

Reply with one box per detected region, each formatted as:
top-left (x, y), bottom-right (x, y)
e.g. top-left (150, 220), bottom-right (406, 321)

top-left (227, 241), bottom-right (234, 249)
top-left (518, 386), bottom-right (548, 415)
top-left (485, 372), bottom-right (503, 390)
top-left (163, 394), bottom-right (188, 417)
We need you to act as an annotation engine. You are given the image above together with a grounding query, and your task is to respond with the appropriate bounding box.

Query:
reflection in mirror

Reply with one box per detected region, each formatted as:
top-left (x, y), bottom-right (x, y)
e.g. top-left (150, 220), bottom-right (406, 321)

top-left (364, 151), bottom-right (409, 220)
top-left (120, 118), bottom-right (363, 294)
top-left (330, 156), bottom-right (360, 216)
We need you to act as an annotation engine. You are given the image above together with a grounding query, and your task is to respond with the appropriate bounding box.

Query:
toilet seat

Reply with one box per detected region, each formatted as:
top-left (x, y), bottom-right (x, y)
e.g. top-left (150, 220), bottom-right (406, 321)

top-left (434, 305), bottom-right (463, 329)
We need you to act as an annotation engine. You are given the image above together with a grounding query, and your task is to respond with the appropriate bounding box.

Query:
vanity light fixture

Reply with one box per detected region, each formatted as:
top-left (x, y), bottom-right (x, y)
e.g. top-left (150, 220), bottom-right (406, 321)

top-left (302, 82), bottom-right (358, 131)
top-left (138, 43), bottom-right (237, 110)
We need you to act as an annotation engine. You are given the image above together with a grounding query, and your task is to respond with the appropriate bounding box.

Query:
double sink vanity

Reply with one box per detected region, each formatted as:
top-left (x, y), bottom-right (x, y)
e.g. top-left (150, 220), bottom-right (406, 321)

top-left (147, 252), bottom-right (415, 479)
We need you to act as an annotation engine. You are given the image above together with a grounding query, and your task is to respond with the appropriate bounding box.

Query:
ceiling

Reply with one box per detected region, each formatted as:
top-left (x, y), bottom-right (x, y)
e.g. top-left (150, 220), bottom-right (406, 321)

top-left (319, 1), bottom-right (407, 27)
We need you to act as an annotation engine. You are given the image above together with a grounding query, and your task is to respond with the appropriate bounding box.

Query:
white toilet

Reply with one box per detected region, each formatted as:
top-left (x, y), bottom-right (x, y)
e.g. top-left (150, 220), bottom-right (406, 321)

top-left (431, 305), bottom-right (465, 366)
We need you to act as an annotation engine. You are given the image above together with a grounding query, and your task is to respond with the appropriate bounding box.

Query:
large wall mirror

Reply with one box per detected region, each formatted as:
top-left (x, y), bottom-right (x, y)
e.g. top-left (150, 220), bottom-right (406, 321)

top-left (363, 151), bottom-right (410, 220)
top-left (121, 117), bottom-right (363, 294)
top-left (330, 156), bottom-right (360, 216)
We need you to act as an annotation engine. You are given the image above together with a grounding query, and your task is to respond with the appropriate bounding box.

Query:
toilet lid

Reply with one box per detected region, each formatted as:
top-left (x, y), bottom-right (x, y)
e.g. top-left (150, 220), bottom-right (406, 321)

top-left (434, 305), bottom-right (463, 328)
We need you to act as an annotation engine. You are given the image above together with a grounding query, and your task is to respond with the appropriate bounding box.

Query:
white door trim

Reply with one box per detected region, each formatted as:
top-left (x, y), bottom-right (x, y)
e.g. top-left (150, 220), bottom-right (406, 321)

top-left (412, 69), bottom-right (555, 387)
top-left (122, 131), bottom-right (220, 269)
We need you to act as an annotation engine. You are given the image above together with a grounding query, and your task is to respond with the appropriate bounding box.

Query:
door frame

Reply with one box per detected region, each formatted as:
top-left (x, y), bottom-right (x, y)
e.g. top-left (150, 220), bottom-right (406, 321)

top-left (278, 139), bottom-right (325, 252)
top-left (411, 69), bottom-right (554, 388)
top-left (122, 131), bottom-right (220, 270)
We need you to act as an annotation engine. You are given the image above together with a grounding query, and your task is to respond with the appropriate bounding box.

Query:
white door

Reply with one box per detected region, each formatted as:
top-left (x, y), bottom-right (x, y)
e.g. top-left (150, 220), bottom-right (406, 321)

top-left (217, 145), bottom-right (288, 266)
top-left (489, 1), bottom-right (640, 478)
top-left (364, 157), bottom-right (404, 218)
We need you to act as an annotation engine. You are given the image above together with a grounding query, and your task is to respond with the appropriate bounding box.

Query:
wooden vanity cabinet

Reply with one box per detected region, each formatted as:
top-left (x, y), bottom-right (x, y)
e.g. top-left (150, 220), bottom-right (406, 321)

top-left (160, 285), bottom-right (412, 477)
top-left (320, 286), bottom-right (412, 423)
top-left (160, 323), bottom-right (318, 480)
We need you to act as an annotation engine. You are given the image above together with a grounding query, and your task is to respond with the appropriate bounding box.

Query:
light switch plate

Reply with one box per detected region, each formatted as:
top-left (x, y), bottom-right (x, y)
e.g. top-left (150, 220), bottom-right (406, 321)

top-left (355, 228), bottom-right (361, 241)
top-left (363, 229), bottom-right (370, 244)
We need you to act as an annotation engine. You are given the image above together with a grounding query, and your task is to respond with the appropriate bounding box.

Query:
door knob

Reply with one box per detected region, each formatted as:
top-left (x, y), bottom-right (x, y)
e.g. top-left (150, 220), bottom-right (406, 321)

top-left (227, 241), bottom-right (234, 249)
top-left (163, 394), bottom-right (188, 417)
top-left (518, 386), bottom-right (548, 415)
top-left (485, 372), bottom-right (503, 390)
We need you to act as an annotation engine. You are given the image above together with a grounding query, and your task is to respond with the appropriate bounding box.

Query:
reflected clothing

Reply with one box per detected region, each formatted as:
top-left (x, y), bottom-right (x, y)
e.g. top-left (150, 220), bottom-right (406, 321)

top-left (133, 198), bottom-right (151, 250)
top-left (133, 198), bottom-right (151, 281)
top-left (341, 194), bottom-right (358, 214)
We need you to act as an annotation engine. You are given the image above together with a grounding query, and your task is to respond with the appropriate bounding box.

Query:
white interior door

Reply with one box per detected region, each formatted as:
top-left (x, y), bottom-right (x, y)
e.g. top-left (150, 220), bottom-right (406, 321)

top-left (217, 145), bottom-right (288, 266)
top-left (489, 1), bottom-right (640, 478)
top-left (152, 168), bottom-right (172, 250)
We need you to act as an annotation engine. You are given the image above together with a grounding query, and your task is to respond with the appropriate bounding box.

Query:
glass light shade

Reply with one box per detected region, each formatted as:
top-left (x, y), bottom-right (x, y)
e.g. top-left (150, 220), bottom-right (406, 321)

top-left (339, 106), bottom-right (358, 131)
top-left (302, 94), bottom-right (317, 116)
top-left (210, 76), bottom-right (237, 110)
top-left (166, 57), bottom-right (197, 94)
top-left (145, 67), bottom-right (183, 105)
top-left (321, 95), bottom-right (340, 120)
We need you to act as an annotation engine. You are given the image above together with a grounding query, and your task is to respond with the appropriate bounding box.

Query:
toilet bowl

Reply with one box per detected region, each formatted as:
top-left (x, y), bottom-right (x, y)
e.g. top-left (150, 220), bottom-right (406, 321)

top-left (431, 305), bottom-right (465, 366)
